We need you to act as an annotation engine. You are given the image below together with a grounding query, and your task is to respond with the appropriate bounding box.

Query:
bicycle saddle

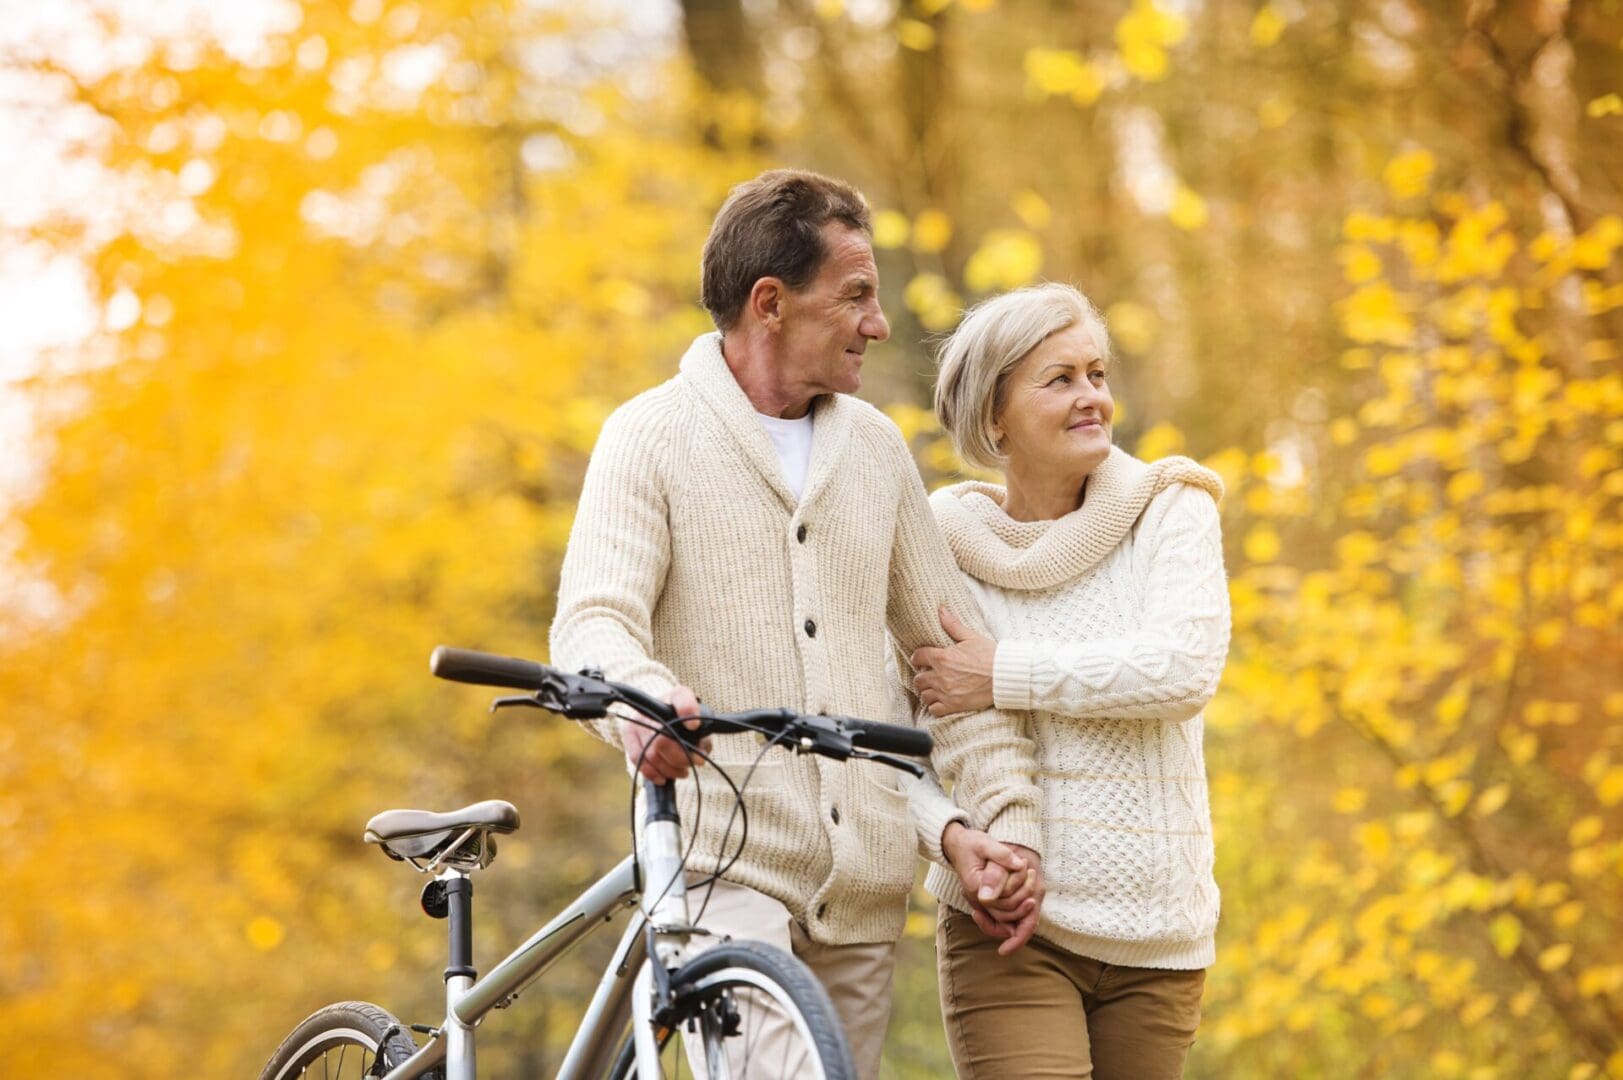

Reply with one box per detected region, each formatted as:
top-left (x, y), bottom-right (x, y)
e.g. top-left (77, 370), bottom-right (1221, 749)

top-left (364, 799), bottom-right (520, 865)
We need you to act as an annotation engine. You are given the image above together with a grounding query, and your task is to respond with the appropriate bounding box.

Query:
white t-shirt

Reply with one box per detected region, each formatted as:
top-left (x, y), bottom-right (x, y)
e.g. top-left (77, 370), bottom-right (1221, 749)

top-left (756, 410), bottom-right (815, 502)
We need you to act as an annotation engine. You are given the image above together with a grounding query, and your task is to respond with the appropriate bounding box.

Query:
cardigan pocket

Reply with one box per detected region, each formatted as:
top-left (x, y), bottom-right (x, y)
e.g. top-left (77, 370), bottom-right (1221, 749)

top-left (840, 773), bottom-right (918, 899)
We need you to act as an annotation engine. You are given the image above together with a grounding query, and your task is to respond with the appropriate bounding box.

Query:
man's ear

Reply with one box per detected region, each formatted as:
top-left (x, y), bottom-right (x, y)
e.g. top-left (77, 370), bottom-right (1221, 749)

top-left (747, 277), bottom-right (786, 330)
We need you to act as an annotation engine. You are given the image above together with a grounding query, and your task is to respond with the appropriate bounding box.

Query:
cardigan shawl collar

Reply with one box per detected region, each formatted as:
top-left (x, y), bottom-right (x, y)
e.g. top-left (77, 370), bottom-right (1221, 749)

top-left (679, 331), bottom-right (855, 512)
top-left (930, 447), bottom-right (1224, 591)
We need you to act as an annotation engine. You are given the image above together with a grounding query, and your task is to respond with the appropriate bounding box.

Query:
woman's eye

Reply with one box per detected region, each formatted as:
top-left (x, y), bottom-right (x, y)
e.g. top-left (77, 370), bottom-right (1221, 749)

top-left (1048, 374), bottom-right (1071, 386)
top-left (1089, 369), bottom-right (1107, 384)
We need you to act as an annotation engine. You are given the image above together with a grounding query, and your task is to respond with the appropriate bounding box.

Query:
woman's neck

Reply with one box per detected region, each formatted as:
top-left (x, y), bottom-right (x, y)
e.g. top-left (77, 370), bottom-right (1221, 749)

top-left (1000, 466), bottom-right (1089, 522)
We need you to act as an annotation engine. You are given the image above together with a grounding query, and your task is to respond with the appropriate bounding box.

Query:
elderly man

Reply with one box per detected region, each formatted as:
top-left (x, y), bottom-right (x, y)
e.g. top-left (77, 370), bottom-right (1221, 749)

top-left (549, 169), bottom-right (1041, 1077)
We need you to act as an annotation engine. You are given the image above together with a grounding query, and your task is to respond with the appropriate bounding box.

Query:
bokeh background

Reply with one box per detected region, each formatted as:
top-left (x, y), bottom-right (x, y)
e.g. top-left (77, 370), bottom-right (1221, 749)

top-left (1, 0), bottom-right (1620, 1075)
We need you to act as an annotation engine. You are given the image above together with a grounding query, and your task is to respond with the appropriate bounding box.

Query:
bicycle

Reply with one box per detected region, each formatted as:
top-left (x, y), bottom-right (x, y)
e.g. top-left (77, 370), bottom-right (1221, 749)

top-left (259, 645), bottom-right (934, 1080)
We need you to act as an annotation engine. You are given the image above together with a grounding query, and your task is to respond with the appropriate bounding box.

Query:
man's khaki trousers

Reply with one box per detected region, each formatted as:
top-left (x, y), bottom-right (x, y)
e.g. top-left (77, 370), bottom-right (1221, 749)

top-left (938, 908), bottom-right (1206, 1079)
top-left (681, 877), bottom-right (897, 1079)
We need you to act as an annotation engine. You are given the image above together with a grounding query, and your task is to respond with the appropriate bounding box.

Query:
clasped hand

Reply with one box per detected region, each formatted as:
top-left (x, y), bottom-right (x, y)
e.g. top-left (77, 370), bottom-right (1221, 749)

top-left (942, 821), bottom-right (1045, 955)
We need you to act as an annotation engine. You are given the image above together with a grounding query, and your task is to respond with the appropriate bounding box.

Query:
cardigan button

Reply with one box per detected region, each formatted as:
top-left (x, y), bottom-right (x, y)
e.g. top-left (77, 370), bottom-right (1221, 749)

top-left (830, 805), bottom-right (840, 825)
top-left (796, 524), bottom-right (807, 543)
top-left (816, 903), bottom-right (828, 919)
top-left (804, 619), bottom-right (817, 638)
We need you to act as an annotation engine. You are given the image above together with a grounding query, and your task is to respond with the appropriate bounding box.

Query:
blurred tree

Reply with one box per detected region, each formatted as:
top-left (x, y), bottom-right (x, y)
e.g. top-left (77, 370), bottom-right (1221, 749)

top-left (0, 1), bottom-right (756, 1075)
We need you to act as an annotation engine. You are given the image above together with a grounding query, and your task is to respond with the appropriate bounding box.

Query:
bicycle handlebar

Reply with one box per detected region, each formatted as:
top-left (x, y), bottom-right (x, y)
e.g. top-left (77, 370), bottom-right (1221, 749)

top-left (431, 646), bottom-right (550, 690)
top-left (429, 645), bottom-right (934, 765)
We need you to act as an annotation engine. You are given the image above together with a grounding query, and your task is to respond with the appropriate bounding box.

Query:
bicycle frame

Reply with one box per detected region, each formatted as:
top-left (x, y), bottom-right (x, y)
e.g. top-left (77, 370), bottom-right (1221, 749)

top-left (379, 780), bottom-right (695, 1080)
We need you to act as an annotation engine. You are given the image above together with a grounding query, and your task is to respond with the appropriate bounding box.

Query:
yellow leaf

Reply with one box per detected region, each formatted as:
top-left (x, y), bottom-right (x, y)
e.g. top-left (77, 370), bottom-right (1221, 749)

top-left (1474, 783), bottom-right (1509, 816)
top-left (1106, 299), bottom-right (1157, 353)
top-left (1459, 992), bottom-right (1497, 1024)
top-left (1577, 965), bottom-right (1623, 998)
top-left (1587, 93), bottom-right (1623, 118)
top-left (1384, 149), bottom-right (1436, 199)
top-left (1333, 787), bottom-right (1367, 813)
top-left (1244, 525), bottom-right (1281, 563)
top-left (1251, 4), bottom-right (1286, 47)
top-left (1597, 765), bottom-right (1623, 807)
top-left (1023, 48), bottom-right (1104, 105)
top-left (1168, 185), bottom-right (1209, 230)
top-left (1339, 282), bottom-right (1415, 345)
top-left (903, 273), bottom-right (963, 332)
top-left (1489, 912), bottom-right (1522, 958)
top-left (872, 209), bottom-right (910, 249)
top-left (1135, 420), bottom-right (1184, 461)
top-left (246, 915), bottom-right (285, 951)
top-left (1539, 944), bottom-right (1574, 972)
top-left (1258, 95), bottom-right (1294, 128)
top-left (1340, 244), bottom-right (1383, 283)
top-left (1500, 728), bottom-right (1538, 767)
top-left (1553, 901), bottom-right (1585, 929)
top-left (1436, 679), bottom-right (1472, 728)
top-left (896, 18), bottom-right (937, 50)
top-left (1570, 815), bottom-right (1603, 847)
top-left (963, 229), bottom-right (1043, 292)
top-left (912, 209), bottom-right (954, 254)
top-left (1012, 190), bottom-right (1052, 229)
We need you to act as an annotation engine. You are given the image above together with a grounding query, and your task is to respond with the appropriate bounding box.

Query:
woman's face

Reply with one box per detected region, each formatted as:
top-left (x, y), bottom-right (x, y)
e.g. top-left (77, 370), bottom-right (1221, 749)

top-left (991, 322), bottom-right (1114, 480)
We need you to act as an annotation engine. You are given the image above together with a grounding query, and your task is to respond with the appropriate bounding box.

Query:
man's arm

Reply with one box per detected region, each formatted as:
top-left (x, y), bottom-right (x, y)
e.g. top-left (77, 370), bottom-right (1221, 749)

top-left (549, 405), bottom-right (681, 748)
top-left (881, 431), bottom-right (1044, 857)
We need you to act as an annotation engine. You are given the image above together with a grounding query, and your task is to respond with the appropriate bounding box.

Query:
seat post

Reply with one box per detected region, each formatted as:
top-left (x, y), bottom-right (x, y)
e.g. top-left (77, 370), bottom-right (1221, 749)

top-left (441, 869), bottom-right (477, 1080)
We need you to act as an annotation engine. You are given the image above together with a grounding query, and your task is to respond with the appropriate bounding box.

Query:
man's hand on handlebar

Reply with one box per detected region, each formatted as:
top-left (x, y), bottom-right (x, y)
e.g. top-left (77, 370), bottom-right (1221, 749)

top-left (621, 684), bottom-right (713, 784)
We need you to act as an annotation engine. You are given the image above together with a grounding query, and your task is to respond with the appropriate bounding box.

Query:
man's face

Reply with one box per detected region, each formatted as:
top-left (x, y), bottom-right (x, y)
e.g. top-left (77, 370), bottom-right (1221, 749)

top-left (776, 224), bottom-right (890, 396)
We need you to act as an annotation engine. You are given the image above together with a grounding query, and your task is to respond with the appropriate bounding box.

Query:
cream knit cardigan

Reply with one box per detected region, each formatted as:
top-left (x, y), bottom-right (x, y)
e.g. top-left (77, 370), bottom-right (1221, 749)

top-left (550, 332), bottom-right (1043, 945)
top-left (910, 448), bottom-right (1228, 969)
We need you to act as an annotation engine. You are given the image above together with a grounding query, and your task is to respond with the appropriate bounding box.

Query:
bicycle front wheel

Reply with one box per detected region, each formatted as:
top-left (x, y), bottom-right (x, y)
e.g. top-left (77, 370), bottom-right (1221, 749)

top-left (259, 1000), bottom-right (424, 1080)
top-left (610, 939), bottom-right (855, 1079)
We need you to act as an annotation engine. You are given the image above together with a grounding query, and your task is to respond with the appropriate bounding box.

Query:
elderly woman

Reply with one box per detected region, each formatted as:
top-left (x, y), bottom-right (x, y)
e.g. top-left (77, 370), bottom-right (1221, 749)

top-left (907, 282), bottom-right (1228, 1079)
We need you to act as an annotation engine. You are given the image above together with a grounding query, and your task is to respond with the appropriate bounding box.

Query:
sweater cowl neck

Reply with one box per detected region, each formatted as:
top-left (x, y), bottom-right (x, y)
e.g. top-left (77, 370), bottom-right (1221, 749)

top-left (930, 447), bottom-right (1224, 592)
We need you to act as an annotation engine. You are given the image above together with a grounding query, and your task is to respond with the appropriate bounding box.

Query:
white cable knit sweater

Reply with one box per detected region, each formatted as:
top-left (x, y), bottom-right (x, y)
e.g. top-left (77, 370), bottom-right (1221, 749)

top-left (910, 448), bottom-right (1228, 969)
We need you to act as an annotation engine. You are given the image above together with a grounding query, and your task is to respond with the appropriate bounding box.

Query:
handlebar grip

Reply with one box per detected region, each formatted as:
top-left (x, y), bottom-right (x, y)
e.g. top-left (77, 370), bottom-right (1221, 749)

top-left (842, 718), bottom-right (934, 758)
top-left (430, 646), bottom-right (550, 691)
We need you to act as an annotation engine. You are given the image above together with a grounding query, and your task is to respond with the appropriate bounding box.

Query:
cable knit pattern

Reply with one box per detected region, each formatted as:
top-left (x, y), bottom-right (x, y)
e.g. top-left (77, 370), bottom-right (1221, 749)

top-left (551, 332), bottom-right (1042, 946)
top-left (910, 449), bottom-right (1229, 969)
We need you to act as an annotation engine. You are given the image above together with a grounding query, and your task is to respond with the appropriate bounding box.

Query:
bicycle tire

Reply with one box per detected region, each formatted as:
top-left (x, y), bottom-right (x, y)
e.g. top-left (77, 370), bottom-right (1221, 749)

top-left (608, 939), bottom-right (855, 1079)
top-left (259, 1000), bottom-right (428, 1080)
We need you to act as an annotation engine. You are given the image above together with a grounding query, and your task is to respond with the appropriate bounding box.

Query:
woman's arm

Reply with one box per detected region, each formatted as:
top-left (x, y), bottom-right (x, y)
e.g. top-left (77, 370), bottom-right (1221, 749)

top-left (994, 485), bottom-right (1230, 721)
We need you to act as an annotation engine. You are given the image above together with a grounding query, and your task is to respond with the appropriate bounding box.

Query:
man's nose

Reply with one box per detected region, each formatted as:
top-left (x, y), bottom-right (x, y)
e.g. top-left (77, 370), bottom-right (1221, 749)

top-left (864, 305), bottom-right (890, 343)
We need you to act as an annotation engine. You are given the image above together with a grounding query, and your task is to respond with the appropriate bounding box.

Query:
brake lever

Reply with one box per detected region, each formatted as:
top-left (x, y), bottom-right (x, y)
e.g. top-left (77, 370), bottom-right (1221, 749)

top-left (848, 749), bottom-right (926, 778)
top-left (490, 694), bottom-right (546, 713)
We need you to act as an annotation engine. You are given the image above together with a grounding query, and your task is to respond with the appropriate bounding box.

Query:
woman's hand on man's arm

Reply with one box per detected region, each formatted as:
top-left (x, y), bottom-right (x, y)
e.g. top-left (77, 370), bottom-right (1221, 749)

top-left (912, 607), bottom-right (998, 716)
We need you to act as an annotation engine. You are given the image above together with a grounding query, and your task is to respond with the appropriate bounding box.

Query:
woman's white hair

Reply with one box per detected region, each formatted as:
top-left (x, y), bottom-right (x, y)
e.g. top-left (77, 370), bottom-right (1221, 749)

top-left (934, 282), bottom-right (1112, 471)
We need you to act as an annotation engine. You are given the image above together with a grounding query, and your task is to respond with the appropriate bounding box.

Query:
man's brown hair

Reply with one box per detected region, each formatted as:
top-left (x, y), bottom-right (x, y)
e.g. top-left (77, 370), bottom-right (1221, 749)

top-left (700, 169), bottom-right (873, 332)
